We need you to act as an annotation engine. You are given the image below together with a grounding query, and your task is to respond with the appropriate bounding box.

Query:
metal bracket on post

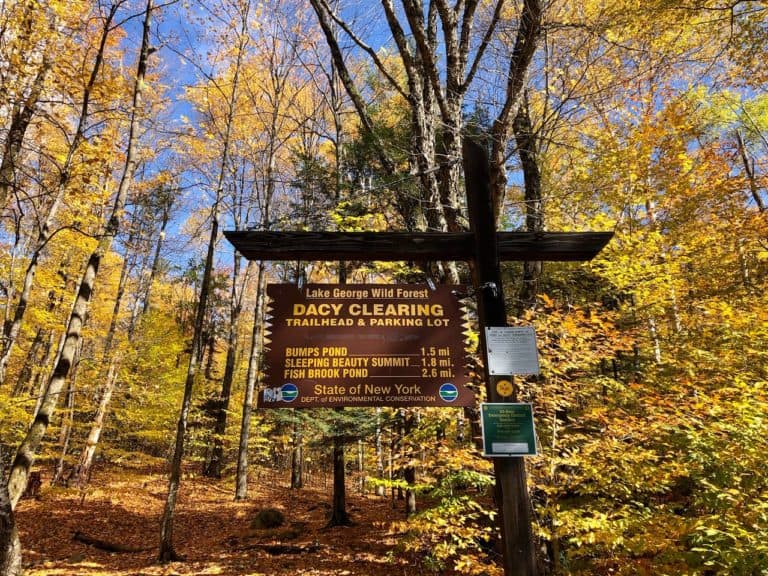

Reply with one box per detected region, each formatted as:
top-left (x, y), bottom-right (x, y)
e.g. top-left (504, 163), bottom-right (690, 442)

top-left (480, 282), bottom-right (499, 298)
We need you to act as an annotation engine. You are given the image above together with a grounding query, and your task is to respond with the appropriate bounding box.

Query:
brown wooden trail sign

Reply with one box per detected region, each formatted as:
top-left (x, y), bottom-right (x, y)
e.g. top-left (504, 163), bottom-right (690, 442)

top-left (224, 139), bottom-right (612, 576)
top-left (260, 283), bottom-right (473, 408)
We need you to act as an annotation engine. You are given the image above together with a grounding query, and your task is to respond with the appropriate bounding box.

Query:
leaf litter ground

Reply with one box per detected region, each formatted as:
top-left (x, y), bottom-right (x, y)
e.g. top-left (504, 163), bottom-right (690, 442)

top-left (16, 466), bottom-right (419, 576)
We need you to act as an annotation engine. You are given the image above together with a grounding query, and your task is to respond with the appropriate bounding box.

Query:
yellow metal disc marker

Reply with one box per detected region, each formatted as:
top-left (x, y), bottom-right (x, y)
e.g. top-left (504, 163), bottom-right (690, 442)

top-left (496, 379), bottom-right (514, 397)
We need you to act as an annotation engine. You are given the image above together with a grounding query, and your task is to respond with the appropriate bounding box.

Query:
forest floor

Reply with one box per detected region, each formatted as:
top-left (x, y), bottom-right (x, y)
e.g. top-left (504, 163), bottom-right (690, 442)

top-left (15, 464), bottom-right (424, 576)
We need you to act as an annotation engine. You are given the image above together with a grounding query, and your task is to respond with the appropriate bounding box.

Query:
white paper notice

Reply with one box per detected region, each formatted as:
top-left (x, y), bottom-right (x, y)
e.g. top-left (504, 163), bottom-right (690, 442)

top-left (485, 326), bottom-right (540, 375)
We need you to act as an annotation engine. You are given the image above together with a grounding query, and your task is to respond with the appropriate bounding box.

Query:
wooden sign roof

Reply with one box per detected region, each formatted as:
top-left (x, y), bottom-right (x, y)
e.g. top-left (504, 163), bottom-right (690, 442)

top-left (223, 230), bottom-right (613, 262)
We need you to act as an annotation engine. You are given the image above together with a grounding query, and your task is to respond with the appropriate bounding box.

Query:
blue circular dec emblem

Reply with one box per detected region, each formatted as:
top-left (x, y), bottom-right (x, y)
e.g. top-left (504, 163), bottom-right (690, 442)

top-left (280, 383), bottom-right (299, 402)
top-left (439, 383), bottom-right (459, 402)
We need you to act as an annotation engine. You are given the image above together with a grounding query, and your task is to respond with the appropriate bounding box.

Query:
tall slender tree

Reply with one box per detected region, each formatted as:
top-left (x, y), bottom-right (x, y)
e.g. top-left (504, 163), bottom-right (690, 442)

top-left (5, 0), bottom-right (156, 508)
top-left (234, 260), bottom-right (266, 499)
top-left (159, 0), bottom-right (251, 560)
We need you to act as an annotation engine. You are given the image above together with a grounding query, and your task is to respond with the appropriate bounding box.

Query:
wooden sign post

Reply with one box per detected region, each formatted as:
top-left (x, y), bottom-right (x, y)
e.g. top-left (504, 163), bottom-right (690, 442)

top-left (224, 139), bottom-right (612, 576)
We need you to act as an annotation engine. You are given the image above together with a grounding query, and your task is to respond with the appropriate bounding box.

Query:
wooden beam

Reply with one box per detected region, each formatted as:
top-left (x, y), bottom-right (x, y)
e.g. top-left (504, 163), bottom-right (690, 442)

top-left (223, 230), bottom-right (612, 262)
top-left (463, 136), bottom-right (538, 576)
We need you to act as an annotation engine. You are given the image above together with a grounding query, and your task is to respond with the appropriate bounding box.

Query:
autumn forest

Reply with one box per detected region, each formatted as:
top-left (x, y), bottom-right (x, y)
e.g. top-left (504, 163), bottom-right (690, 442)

top-left (1, 0), bottom-right (767, 575)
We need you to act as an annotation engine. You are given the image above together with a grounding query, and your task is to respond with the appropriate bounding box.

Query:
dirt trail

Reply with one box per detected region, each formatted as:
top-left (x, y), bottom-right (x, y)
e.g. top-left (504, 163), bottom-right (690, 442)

top-left (15, 466), bottom-right (417, 576)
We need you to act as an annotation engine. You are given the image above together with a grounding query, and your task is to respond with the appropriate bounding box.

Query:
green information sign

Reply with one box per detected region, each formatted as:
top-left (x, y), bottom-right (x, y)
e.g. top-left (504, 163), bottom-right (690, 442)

top-left (480, 403), bottom-right (538, 457)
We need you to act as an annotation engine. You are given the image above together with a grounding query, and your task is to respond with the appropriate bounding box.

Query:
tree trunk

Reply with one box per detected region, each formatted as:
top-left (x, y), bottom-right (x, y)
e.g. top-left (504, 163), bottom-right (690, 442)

top-left (235, 261), bottom-right (266, 500)
top-left (736, 130), bottom-right (766, 213)
top-left (548, 408), bottom-right (561, 575)
top-left (648, 317), bottom-right (662, 364)
top-left (513, 92), bottom-right (544, 312)
top-left (0, 55), bottom-right (51, 210)
top-left (203, 331), bottom-right (216, 381)
top-left (437, 120), bottom-right (465, 233)
top-left (67, 223), bottom-right (142, 488)
top-left (290, 421), bottom-right (303, 489)
top-left (141, 202), bottom-right (171, 316)
top-left (204, 249), bottom-right (243, 478)
top-left (327, 416), bottom-right (351, 527)
top-left (69, 360), bottom-right (119, 488)
top-left (160, 1), bottom-right (248, 558)
top-left (160, 210), bottom-right (217, 563)
top-left (27, 331), bottom-right (56, 400)
top-left (0, 248), bottom-right (47, 385)
top-left (357, 439), bottom-right (364, 494)
top-left (396, 409), bottom-right (405, 501)
top-left (403, 410), bottom-right (416, 515)
top-left (51, 379), bottom-right (76, 486)
top-left (1, 213), bottom-right (22, 359)
top-left (328, 255), bottom-right (350, 525)
top-left (102, 228), bottom-right (138, 358)
top-left (737, 239), bottom-right (750, 287)
top-left (11, 327), bottom-right (44, 396)
top-left (374, 408), bottom-right (385, 497)
top-left (457, 409), bottom-right (465, 443)
top-left (232, 74), bottom-right (279, 493)
top-left (0, 449), bottom-right (22, 576)
top-left (645, 199), bottom-right (682, 335)
top-left (389, 427), bottom-right (396, 505)
top-left (6, 0), bottom-right (152, 509)
top-left (489, 0), bottom-right (543, 223)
